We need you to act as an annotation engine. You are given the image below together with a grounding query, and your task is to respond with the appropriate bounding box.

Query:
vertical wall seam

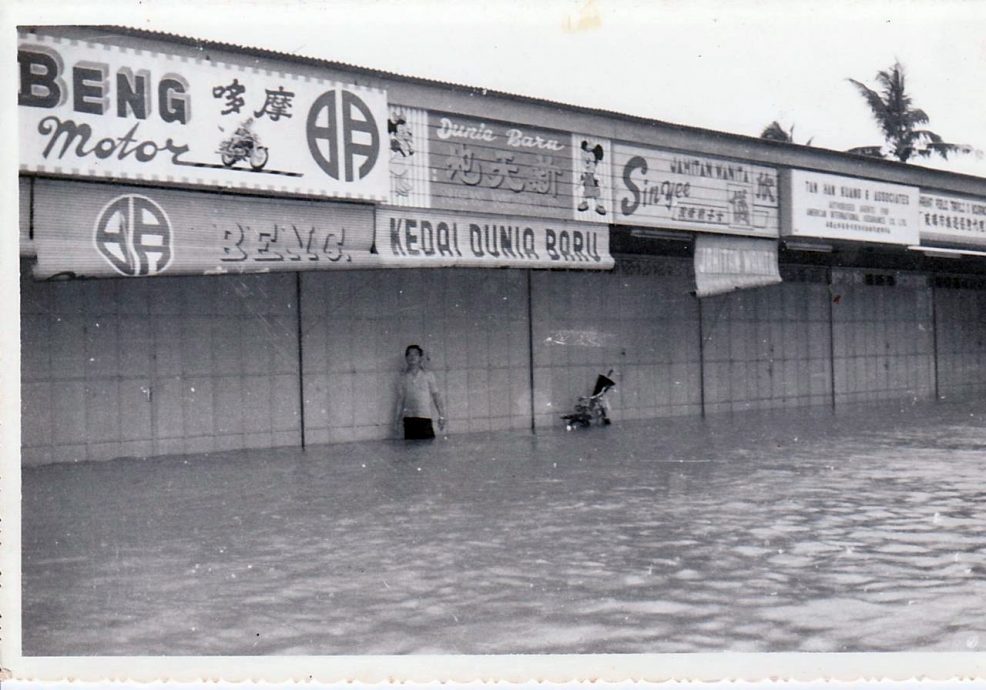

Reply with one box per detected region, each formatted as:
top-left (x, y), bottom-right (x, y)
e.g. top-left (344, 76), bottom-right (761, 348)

top-left (28, 175), bottom-right (35, 242)
top-left (33, 178), bottom-right (52, 460)
top-left (527, 269), bottom-right (536, 434)
top-left (176, 275), bottom-right (188, 453)
top-left (150, 286), bottom-right (160, 454)
top-left (697, 295), bottom-right (706, 418)
top-left (931, 285), bottom-right (940, 402)
top-left (296, 271), bottom-right (306, 449)
top-left (209, 281), bottom-right (218, 455)
top-left (81, 285), bottom-right (94, 461)
top-left (828, 270), bottom-right (837, 412)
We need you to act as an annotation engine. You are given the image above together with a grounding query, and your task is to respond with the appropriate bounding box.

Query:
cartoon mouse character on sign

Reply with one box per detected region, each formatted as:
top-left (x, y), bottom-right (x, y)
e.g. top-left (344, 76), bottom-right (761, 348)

top-left (578, 140), bottom-right (606, 215)
top-left (389, 112), bottom-right (415, 196)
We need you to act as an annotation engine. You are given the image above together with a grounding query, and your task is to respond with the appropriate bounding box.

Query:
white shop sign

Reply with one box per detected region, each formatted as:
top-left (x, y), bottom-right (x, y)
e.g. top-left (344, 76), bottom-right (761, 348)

top-left (918, 191), bottom-right (986, 247)
top-left (376, 208), bottom-right (614, 269)
top-left (18, 32), bottom-right (389, 201)
top-left (612, 143), bottom-right (779, 238)
top-left (784, 170), bottom-right (919, 245)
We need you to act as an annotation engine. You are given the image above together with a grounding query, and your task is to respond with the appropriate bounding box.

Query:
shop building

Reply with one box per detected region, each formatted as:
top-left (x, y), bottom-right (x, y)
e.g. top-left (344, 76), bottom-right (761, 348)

top-left (17, 26), bottom-right (986, 465)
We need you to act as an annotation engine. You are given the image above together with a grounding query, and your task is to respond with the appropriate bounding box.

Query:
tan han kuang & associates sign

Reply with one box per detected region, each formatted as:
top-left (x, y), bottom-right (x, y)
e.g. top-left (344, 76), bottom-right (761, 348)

top-left (29, 179), bottom-right (376, 279)
top-left (376, 208), bottom-right (614, 270)
top-left (783, 170), bottom-right (919, 245)
top-left (18, 31), bottom-right (390, 201)
top-left (612, 143), bottom-right (779, 238)
top-left (918, 191), bottom-right (986, 247)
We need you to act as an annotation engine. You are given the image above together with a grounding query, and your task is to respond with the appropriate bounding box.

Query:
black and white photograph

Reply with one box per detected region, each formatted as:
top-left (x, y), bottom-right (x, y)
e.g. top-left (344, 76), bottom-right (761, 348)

top-left (3, 0), bottom-right (986, 685)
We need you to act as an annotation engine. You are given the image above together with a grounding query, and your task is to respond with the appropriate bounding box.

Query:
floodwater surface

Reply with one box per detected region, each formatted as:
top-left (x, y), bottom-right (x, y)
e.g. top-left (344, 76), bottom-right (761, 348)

top-left (21, 400), bottom-right (986, 655)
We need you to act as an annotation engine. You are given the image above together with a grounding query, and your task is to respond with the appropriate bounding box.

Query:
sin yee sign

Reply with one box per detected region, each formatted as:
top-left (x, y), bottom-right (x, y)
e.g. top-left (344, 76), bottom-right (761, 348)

top-left (376, 208), bottom-right (614, 270)
top-left (613, 143), bottom-right (780, 238)
top-left (29, 179), bottom-right (376, 279)
top-left (18, 32), bottom-right (389, 201)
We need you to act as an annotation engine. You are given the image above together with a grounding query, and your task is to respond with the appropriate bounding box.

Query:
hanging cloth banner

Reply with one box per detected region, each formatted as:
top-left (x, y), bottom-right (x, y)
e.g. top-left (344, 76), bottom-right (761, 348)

top-left (693, 234), bottom-right (781, 297)
top-left (376, 207), bottom-right (614, 270)
top-left (29, 179), bottom-right (377, 280)
top-left (20, 177), bottom-right (34, 257)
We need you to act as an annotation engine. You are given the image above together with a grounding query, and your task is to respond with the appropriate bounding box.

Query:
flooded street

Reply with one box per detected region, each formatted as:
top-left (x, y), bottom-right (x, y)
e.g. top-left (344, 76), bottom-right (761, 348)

top-left (22, 400), bottom-right (986, 656)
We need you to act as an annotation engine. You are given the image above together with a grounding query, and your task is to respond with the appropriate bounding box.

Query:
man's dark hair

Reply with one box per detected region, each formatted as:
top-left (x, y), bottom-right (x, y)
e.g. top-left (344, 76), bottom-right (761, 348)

top-left (405, 344), bottom-right (423, 357)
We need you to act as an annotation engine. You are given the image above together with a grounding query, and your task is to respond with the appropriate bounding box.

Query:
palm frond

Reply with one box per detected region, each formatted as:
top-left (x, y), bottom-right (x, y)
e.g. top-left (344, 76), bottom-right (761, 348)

top-left (760, 121), bottom-right (791, 142)
top-left (848, 60), bottom-right (963, 163)
top-left (847, 78), bottom-right (893, 138)
top-left (846, 145), bottom-right (885, 158)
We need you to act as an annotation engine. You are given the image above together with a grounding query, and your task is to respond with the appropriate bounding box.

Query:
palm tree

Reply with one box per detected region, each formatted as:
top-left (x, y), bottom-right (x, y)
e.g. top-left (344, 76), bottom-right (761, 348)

top-left (847, 61), bottom-right (965, 163)
top-left (759, 121), bottom-right (813, 145)
top-left (760, 121), bottom-right (791, 142)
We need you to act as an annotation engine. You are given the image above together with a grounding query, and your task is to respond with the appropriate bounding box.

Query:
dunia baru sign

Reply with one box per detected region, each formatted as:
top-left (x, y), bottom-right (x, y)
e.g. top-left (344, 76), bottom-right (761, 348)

top-left (388, 105), bottom-right (615, 224)
top-left (17, 31), bottom-right (389, 201)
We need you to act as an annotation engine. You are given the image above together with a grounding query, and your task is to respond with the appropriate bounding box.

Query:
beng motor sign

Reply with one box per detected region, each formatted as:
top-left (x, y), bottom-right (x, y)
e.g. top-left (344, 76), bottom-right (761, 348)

top-left (18, 32), bottom-right (390, 201)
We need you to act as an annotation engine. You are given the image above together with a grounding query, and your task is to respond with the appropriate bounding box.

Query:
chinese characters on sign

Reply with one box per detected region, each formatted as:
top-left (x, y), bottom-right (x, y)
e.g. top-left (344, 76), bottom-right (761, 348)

top-left (212, 79), bottom-right (296, 120)
top-left (918, 192), bottom-right (986, 247)
top-left (613, 143), bottom-right (780, 238)
top-left (784, 170), bottom-right (919, 245)
top-left (427, 113), bottom-right (575, 220)
top-left (18, 31), bottom-right (389, 201)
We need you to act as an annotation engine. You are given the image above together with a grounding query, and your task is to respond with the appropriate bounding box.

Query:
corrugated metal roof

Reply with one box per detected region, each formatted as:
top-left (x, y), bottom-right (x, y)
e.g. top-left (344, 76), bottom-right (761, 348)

top-left (32, 25), bottom-right (842, 150)
top-left (17, 24), bottom-right (986, 191)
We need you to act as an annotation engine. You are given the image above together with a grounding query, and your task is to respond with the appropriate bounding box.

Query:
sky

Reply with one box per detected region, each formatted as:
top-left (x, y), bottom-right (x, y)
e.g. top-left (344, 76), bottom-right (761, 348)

top-left (4, 0), bottom-right (986, 179)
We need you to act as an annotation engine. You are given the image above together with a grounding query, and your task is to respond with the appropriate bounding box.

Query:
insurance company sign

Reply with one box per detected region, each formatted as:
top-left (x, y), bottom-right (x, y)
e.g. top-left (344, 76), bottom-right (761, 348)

top-left (783, 170), bottom-right (919, 245)
top-left (18, 32), bottom-right (389, 201)
top-left (30, 179), bottom-right (376, 279)
top-left (613, 143), bottom-right (779, 238)
top-left (376, 207), bottom-right (613, 269)
top-left (918, 191), bottom-right (986, 247)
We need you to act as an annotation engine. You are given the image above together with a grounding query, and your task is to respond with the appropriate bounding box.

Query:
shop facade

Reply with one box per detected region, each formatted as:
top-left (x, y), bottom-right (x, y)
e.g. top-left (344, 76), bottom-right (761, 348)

top-left (17, 26), bottom-right (986, 465)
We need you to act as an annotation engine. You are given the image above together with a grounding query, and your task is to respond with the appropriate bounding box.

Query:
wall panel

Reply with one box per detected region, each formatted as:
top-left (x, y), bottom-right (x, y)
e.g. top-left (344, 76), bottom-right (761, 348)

top-left (20, 266), bottom-right (300, 465)
top-left (532, 257), bottom-right (701, 428)
top-left (300, 268), bottom-right (533, 444)
top-left (935, 288), bottom-right (986, 400)
top-left (701, 280), bottom-right (831, 413)
top-left (831, 282), bottom-right (935, 405)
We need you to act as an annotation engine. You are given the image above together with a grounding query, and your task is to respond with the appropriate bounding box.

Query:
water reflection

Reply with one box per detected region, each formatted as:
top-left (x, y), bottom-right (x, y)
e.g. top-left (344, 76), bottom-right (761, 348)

top-left (22, 401), bottom-right (986, 655)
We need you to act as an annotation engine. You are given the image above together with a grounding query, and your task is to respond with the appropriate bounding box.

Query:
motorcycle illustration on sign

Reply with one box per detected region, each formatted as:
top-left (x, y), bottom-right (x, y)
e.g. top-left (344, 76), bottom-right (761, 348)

top-left (217, 118), bottom-right (269, 170)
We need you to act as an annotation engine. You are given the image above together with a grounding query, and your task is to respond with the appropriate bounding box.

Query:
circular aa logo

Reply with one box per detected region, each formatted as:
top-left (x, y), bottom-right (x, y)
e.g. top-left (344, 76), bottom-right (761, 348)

top-left (306, 89), bottom-right (380, 182)
top-left (94, 194), bottom-right (174, 277)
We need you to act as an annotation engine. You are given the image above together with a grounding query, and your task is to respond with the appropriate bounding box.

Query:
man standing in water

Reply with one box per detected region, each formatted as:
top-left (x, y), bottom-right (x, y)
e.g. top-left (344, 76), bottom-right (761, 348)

top-left (394, 344), bottom-right (447, 440)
